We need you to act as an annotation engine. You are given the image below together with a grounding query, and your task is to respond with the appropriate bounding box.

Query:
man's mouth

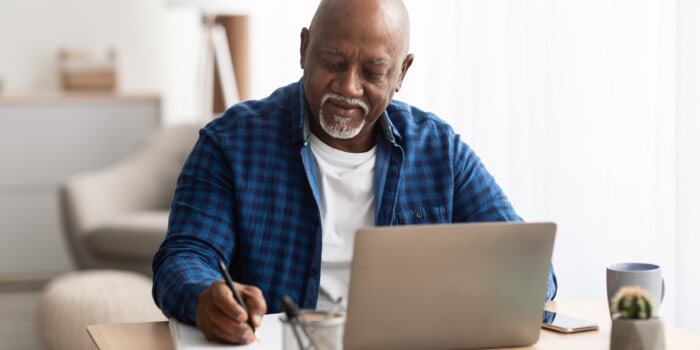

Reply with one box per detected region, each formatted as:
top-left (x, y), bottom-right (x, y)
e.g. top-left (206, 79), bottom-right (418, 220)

top-left (321, 94), bottom-right (369, 118)
top-left (325, 99), bottom-right (361, 118)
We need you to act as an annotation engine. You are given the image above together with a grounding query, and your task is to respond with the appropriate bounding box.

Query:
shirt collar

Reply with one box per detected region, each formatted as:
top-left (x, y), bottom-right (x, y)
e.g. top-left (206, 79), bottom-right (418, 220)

top-left (292, 78), bottom-right (307, 144)
top-left (377, 110), bottom-right (401, 144)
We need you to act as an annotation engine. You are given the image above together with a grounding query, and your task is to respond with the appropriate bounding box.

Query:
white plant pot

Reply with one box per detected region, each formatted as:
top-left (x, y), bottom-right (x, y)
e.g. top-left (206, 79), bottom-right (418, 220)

top-left (610, 318), bottom-right (665, 350)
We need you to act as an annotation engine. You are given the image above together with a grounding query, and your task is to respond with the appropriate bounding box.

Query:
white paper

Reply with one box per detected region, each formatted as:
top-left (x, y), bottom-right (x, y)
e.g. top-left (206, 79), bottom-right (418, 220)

top-left (170, 313), bottom-right (283, 349)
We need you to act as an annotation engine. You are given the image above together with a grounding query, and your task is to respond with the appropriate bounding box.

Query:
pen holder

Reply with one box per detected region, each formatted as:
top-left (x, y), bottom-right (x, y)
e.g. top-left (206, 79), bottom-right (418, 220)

top-left (280, 310), bottom-right (345, 350)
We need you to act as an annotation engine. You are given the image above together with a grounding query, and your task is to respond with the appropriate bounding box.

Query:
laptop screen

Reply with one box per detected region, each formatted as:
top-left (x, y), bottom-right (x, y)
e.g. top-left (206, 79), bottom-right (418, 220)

top-left (343, 222), bottom-right (556, 350)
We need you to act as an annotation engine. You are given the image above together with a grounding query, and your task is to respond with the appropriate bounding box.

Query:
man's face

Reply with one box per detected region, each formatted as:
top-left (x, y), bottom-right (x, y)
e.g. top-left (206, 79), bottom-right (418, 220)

top-left (300, 9), bottom-right (412, 150)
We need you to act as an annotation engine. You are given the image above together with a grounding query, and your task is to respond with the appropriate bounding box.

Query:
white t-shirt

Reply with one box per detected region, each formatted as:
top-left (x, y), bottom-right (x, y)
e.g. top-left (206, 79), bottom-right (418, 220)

top-left (308, 134), bottom-right (376, 310)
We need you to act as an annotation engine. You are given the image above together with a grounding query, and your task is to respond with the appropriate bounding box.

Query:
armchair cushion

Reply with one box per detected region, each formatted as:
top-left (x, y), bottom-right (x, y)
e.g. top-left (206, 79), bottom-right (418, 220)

top-left (59, 122), bottom-right (204, 274)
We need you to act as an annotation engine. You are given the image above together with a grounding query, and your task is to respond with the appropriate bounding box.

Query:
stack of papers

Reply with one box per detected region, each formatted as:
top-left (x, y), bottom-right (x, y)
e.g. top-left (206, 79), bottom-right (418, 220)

top-left (169, 313), bottom-right (283, 349)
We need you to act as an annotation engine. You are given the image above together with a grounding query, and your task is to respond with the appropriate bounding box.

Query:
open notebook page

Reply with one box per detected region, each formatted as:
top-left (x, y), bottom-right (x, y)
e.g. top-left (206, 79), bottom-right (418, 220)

top-left (169, 313), bottom-right (283, 349)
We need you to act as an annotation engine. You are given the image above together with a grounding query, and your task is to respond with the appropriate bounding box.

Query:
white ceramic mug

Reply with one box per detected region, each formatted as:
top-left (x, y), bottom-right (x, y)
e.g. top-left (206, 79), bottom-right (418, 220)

top-left (606, 262), bottom-right (665, 315)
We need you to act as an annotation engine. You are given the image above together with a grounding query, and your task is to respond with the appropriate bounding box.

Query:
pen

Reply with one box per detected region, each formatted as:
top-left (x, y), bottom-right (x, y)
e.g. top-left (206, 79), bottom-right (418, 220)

top-left (218, 260), bottom-right (256, 333)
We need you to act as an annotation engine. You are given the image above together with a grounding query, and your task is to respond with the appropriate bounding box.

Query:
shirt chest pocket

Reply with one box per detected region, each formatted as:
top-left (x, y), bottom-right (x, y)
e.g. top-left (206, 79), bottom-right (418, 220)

top-left (394, 206), bottom-right (449, 225)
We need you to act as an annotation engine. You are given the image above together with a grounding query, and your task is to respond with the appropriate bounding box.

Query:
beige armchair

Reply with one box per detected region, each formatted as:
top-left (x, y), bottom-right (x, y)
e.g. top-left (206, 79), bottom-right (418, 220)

top-left (58, 123), bottom-right (203, 275)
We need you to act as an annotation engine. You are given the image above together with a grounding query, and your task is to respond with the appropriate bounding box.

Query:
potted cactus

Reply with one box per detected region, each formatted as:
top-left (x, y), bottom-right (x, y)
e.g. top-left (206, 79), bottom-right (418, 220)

top-left (610, 286), bottom-right (665, 350)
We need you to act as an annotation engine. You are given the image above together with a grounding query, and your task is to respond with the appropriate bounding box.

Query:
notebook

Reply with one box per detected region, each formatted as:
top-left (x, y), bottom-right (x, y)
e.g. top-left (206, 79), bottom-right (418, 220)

top-left (343, 222), bottom-right (556, 350)
top-left (169, 314), bottom-right (283, 349)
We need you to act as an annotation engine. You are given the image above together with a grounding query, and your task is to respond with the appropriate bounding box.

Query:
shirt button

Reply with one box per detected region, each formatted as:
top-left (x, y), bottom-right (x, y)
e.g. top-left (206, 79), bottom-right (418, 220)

top-left (308, 268), bottom-right (318, 277)
top-left (415, 210), bottom-right (423, 219)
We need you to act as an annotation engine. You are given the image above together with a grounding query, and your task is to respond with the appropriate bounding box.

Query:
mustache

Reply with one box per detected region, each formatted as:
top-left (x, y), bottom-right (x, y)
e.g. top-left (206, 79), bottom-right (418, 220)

top-left (321, 93), bottom-right (369, 116)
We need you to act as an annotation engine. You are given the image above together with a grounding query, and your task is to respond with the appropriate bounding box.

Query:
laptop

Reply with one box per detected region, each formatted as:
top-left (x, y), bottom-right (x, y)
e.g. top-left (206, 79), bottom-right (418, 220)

top-left (343, 222), bottom-right (556, 350)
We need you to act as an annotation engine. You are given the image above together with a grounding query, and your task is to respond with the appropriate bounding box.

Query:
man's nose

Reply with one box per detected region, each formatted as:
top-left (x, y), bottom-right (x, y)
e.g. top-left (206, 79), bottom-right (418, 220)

top-left (332, 68), bottom-right (363, 98)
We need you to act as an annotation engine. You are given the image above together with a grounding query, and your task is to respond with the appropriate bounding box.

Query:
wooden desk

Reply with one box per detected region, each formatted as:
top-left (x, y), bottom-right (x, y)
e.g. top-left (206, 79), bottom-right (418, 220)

top-left (87, 299), bottom-right (700, 349)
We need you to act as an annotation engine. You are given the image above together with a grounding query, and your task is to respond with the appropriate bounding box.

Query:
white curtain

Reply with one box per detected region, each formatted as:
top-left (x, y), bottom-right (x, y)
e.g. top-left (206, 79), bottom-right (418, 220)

top-left (399, 0), bottom-right (694, 329)
top-left (676, 0), bottom-right (700, 333)
top-left (244, 0), bottom-right (698, 331)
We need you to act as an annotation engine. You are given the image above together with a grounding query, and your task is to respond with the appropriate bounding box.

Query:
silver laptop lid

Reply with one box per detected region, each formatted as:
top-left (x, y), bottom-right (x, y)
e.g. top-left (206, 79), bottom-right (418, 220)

top-left (343, 222), bottom-right (556, 350)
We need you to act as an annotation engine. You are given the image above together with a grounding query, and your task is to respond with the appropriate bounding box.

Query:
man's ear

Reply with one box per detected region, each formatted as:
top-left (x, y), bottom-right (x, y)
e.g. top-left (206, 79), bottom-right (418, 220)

top-left (395, 53), bottom-right (414, 92)
top-left (300, 28), bottom-right (310, 69)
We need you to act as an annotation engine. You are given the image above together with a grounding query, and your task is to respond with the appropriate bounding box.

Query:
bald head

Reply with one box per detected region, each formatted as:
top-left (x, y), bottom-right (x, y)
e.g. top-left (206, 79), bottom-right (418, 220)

top-left (308, 0), bottom-right (411, 56)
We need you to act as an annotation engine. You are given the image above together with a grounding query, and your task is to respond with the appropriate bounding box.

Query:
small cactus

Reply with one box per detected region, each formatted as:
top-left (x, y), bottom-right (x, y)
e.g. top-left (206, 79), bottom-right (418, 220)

top-left (611, 286), bottom-right (656, 319)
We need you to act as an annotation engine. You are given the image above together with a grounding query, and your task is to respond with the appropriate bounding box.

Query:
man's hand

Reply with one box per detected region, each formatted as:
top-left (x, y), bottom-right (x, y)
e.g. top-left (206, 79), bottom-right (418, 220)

top-left (196, 280), bottom-right (267, 344)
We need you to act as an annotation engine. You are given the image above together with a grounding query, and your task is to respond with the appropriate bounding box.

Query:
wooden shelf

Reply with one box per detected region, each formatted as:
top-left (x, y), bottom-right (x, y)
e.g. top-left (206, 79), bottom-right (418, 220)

top-left (0, 92), bottom-right (160, 105)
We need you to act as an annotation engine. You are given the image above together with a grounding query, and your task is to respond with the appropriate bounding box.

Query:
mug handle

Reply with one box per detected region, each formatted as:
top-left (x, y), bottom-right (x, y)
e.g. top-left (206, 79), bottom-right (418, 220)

top-left (661, 278), bottom-right (665, 303)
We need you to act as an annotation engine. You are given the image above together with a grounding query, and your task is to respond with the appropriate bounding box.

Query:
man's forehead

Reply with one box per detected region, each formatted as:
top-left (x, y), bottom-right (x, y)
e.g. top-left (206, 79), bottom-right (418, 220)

top-left (310, 0), bottom-right (410, 56)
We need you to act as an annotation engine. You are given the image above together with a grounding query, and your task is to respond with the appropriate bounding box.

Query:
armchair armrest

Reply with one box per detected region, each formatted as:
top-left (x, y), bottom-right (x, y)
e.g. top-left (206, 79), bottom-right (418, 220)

top-left (59, 123), bottom-right (202, 270)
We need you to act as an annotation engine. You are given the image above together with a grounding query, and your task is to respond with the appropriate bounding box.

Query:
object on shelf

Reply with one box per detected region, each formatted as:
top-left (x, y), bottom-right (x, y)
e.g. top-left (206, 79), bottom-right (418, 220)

top-left (58, 48), bottom-right (117, 91)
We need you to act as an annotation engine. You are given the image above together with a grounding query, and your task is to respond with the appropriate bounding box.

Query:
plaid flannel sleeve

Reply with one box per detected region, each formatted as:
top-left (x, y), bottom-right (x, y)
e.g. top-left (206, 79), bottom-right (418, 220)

top-left (152, 127), bottom-right (236, 325)
top-left (450, 134), bottom-right (558, 302)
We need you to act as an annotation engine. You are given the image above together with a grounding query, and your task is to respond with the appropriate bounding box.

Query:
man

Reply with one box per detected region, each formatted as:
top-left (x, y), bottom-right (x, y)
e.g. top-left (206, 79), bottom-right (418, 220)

top-left (152, 0), bottom-right (557, 345)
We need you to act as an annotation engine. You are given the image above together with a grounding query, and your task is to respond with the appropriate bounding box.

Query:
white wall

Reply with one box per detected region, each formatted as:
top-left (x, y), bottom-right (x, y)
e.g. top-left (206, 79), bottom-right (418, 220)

top-left (0, 0), bottom-right (322, 124)
top-left (0, 0), bottom-right (201, 124)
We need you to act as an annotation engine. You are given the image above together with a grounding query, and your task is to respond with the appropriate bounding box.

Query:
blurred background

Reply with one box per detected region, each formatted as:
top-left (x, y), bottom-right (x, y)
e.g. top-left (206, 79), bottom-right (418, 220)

top-left (0, 0), bottom-right (698, 348)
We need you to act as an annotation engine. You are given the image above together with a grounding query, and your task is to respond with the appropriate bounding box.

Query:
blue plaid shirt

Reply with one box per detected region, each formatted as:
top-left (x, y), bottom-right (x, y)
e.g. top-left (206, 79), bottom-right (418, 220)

top-left (152, 79), bottom-right (557, 325)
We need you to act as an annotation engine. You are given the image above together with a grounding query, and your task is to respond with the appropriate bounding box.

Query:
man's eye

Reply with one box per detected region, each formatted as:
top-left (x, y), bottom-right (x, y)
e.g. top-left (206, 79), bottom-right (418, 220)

top-left (324, 62), bottom-right (344, 70)
top-left (364, 70), bottom-right (384, 81)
